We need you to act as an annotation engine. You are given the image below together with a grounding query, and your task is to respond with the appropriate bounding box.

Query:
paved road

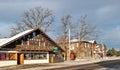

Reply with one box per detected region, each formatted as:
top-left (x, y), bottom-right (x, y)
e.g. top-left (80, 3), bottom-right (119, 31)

top-left (47, 59), bottom-right (120, 70)
top-left (0, 59), bottom-right (120, 70)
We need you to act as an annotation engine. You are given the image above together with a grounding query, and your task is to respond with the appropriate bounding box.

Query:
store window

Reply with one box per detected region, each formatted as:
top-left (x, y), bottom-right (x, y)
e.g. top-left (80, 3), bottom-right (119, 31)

top-left (0, 53), bottom-right (6, 60)
top-left (24, 53), bottom-right (47, 60)
top-left (9, 53), bottom-right (16, 60)
top-left (24, 53), bottom-right (31, 60)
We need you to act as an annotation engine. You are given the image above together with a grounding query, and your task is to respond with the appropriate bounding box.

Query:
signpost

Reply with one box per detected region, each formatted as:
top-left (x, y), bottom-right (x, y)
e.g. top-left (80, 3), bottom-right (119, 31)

top-left (69, 45), bottom-right (74, 50)
top-left (52, 46), bottom-right (59, 52)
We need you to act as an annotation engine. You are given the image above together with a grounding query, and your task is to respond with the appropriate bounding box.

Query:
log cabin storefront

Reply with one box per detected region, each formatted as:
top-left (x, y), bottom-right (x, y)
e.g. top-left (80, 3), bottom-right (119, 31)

top-left (0, 27), bottom-right (64, 67)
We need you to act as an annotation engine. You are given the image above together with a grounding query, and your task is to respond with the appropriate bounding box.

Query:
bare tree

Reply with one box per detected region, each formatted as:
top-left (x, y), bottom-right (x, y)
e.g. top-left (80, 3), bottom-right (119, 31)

top-left (57, 15), bottom-right (98, 59)
top-left (75, 16), bottom-right (98, 58)
top-left (11, 6), bottom-right (54, 36)
top-left (61, 15), bottom-right (72, 42)
top-left (77, 16), bottom-right (98, 40)
top-left (57, 15), bottom-right (72, 45)
top-left (56, 15), bottom-right (72, 60)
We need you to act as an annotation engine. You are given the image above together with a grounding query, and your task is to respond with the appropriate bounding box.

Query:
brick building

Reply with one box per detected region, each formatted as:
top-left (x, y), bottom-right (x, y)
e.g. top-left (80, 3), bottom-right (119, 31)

top-left (70, 39), bottom-right (97, 59)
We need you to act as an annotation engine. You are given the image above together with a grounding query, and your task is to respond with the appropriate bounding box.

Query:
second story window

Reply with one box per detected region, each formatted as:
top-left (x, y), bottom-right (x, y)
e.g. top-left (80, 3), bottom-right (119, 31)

top-left (33, 32), bottom-right (37, 38)
top-left (23, 36), bottom-right (27, 41)
top-left (22, 36), bottom-right (28, 45)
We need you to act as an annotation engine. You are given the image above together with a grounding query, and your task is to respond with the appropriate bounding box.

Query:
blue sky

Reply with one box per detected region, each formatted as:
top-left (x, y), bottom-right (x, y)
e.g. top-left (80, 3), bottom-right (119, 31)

top-left (0, 0), bottom-right (120, 50)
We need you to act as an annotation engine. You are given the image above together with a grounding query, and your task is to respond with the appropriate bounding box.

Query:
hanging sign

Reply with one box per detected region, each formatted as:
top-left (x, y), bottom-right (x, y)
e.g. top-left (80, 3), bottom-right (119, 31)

top-left (52, 46), bottom-right (59, 52)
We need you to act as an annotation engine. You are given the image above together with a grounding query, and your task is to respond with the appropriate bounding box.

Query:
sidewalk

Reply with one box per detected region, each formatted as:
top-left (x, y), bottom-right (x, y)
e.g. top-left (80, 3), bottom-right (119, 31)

top-left (0, 57), bottom-right (120, 70)
top-left (19, 57), bottom-right (120, 70)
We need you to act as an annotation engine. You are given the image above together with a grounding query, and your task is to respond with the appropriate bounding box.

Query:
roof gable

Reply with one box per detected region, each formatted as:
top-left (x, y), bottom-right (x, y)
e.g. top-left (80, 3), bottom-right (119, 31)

top-left (0, 28), bottom-right (64, 51)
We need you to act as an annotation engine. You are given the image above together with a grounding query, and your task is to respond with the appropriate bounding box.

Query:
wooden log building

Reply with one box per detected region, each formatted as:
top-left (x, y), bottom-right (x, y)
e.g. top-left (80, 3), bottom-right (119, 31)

top-left (0, 27), bottom-right (64, 67)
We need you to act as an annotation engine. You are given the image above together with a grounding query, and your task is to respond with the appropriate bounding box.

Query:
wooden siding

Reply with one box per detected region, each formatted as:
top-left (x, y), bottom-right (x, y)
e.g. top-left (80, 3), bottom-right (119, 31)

top-left (15, 45), bottom-right (53, 51)
top-left (0, 28), bottom-right (64, 52)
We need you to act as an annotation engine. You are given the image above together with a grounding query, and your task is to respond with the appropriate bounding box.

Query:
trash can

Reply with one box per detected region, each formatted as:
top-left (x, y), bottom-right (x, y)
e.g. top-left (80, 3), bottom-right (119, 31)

top-left (50, 56), bottom-right (54, 63)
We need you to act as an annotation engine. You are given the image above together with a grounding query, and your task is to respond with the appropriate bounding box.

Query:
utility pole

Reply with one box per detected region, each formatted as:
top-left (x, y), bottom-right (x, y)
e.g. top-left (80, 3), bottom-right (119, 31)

top-left (67, 29), bottom-right (71, 61)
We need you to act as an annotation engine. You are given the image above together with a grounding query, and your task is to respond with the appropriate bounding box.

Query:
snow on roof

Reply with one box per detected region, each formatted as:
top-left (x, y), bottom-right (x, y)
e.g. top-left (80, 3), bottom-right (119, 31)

top-left (0, 29), bottom-right (34, 47)
top-left (0, 38), bottom-right (9, 43)
top-left (71, 39), bottom-right (96, 43)
top-left (70, 39), bottom-right (78, 42)
top-left (87, 40), bottom-right (96, 43)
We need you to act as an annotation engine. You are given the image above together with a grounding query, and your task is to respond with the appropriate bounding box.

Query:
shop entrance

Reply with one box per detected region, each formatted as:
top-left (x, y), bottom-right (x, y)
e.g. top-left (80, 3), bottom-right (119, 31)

top-left (17, 53), bottom-right (24, 65)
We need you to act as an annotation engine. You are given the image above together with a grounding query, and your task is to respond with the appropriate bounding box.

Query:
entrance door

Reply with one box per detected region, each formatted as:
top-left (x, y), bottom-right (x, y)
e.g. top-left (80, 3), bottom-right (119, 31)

top-left (17, 53), bottom-right (24, 65)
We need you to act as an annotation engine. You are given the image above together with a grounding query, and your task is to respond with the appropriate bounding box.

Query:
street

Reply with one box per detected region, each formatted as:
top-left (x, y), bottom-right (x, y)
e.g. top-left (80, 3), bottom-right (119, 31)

top-left (47, 59), bottom-right (120, 70)
top-left (0, 58), bottom-right (120, 70)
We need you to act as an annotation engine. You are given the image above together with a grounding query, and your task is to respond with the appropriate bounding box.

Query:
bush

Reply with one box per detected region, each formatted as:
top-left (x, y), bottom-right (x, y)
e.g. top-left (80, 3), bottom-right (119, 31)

top-left (107, 48), bottom-right (120, 56)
